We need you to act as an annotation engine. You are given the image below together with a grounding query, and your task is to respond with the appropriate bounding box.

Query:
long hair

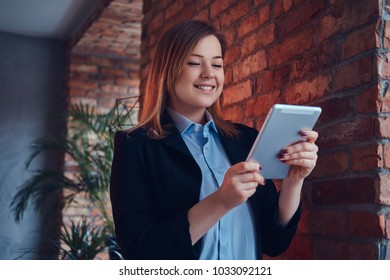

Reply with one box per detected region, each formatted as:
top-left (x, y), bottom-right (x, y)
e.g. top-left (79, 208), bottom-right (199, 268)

top-left (136, 19), bottom-right (239, 138)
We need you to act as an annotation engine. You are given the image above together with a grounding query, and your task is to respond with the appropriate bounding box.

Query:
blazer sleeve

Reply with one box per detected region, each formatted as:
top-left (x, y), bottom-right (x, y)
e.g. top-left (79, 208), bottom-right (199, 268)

top-left (109, 131), bottom-right (196, 260)
top-left (259, 181), bottom-right (301, 257)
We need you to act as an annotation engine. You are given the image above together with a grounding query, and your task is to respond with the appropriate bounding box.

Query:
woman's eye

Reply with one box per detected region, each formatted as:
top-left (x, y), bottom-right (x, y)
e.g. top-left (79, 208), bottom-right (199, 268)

top-left (213, 64), bottom-right (222, 68)
top-left (187, 62), bottom-right (200, 66)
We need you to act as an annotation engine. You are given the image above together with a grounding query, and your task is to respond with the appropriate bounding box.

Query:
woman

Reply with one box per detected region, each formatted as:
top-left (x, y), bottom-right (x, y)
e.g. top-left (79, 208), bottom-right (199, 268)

top-left (110, 20), bottom-right (319, 260)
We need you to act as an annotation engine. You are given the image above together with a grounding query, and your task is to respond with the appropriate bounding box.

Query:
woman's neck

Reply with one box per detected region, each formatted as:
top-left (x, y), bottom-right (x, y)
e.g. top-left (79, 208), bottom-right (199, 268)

top-left (169, 106), bottom-right (207, 125)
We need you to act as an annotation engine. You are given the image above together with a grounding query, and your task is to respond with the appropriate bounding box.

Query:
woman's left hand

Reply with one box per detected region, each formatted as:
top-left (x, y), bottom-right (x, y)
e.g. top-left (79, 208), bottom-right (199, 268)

top-left (279, 130), bottom-right (319, 182)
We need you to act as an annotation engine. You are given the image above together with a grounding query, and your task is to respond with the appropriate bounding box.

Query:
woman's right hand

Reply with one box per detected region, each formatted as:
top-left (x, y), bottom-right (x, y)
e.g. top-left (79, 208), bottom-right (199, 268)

top-left (217, 162), bottom-right (265, 210)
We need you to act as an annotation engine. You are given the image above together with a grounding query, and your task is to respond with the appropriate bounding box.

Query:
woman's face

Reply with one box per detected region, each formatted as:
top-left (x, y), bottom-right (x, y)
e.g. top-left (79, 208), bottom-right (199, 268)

top-left (169, 35), bottom-right (224, 122)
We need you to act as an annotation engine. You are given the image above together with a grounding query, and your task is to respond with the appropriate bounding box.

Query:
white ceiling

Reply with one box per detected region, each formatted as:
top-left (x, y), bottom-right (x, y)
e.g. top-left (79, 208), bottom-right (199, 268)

top-left (0, 0), bottom-right (99, 41)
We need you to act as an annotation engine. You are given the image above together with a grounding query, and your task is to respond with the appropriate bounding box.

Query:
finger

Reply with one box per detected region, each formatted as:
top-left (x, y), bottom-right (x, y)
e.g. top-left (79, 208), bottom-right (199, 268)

top-left (231, 161), bottom-right (261, 174)
top-left (239, 171), bottom-right (265, 186)
top-left (241, 181), bottom-right (261, 190)
top-left (281, 158), bottom-right (317, 170)
top-left (300, 130), bottom-right (318, 143)
top-left (280, 150), bottom-right (318, 162)
top-left (281, 142), bottom-right (318, 155)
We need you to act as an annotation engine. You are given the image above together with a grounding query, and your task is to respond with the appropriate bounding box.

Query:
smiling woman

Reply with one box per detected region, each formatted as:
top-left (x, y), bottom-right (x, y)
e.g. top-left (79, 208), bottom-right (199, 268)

top-left (109, 19), bottom-right (319, 260)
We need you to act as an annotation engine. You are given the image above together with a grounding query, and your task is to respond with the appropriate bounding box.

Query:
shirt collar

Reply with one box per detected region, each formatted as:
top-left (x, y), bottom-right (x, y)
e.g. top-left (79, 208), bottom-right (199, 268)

top-left (166, 107), bottom-right (218, 135)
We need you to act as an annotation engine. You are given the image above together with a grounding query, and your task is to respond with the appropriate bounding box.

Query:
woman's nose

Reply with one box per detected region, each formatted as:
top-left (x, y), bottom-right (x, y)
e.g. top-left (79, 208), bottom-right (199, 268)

top-left (201, 65), bottom-right (215, 79)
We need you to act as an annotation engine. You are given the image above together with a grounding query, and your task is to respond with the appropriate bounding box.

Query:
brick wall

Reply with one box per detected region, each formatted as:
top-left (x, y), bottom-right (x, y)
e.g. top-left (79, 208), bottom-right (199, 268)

top-left (141, 0), bottom-right (390, 259)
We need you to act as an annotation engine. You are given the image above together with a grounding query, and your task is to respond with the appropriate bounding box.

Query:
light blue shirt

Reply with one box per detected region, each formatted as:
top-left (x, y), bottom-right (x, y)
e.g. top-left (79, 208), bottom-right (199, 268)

top-left (167, 108), bottom-right (257, 260)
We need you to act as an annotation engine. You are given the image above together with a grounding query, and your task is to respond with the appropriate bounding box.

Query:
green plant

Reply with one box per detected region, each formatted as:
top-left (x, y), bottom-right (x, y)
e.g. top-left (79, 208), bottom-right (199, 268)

top-left (57, 217), bottom-right (107, 260)
top-left (10, 97), bottom-right (139, 259)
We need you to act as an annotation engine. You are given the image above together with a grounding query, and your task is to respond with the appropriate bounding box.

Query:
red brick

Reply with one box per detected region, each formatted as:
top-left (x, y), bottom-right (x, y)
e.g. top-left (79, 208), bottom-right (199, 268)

top-left (251, 91), bottom-right (282, 117)
top-left (222, 103), bottom-right (246, 123)
top-left (254, 0), bottom-right (269, 9)
top-left (174, 2), bottom-right (197, 23)
top-left (224, 45), bottom-right (240, 66)
top-left (313, 177), bottom-right (376, 205)
top-left (383, 21), bottom-right (390, 49)
top-left (232, 51), bottom-right (267, 80)
top-left (70, 54), bottom-right (88, 64)
top-left (241, 23), bottom-right (275, 56)
top-left (378, 174), bottom-right (390, 205)
top-left (223, 26), bottom-right (236, 48)
top-left (342, 23), bottom-right (376, 60)
top-left (318, 40), bottom-right (339, 69)
top-left (222, 80), bottom-right (252, 106)
top-left (281, 234), bottom-right (313, 259)
top-left (290, 42), bottom-right (338, 81)
top-left (68, 88), bottom-right (86, 97)
top-left (237, 4), bottom-right (270, 38)
top-left (317, 117), bottom-right (375, 149)
top-left (351, 144), bottom-right (382, 172)
top-left (300, 181), bottom-right (314, 208)
top-left (269, 27), bottom-right (312, 66)
top-left (116, 78), bottom-right (140, 87)
top-left (273, 0), bottom-right (291, 18)
top-left (301, 209), bottom-right (347, 236)
top-left (334, 56), bottom-right (373, 92)
top-left (210, 0), bottom-right (234, 18)
top-left (313, 239), bottom-right (378, 260)
top-left (68, 80), bottom-right (97, 91)
top-left (164, 0), bottom-right (184, 20)
top-left (379, 82), bottom-right (390, 112)
top-left (88, 57), bottom-right (116, 67)
top-left (256, 64), bottom-right (291, 95)
top-left (268, 234), bottom-right (312, 260)
top-left (70, 64), bottom-right (98, 74)
top-left (377, 117), bottom-right (390, 138)
top-left (193, 8), bottom-right (209, 22)
top-left (384, 144), bottom-right (390, 169)
top-left (317, 1), bottom-right (378, 42)
top-left (100, 84), bottom-right (127, 95)
top-left (244, 98), bottom-right (255, 120)
top-left (278, 0), bottom-right (324, 37)
top-left (379, 53), bottom-right (390, 79)
top-left (285, 74), bottom-right (331, 104)
top-left (224, 67), bottom-right (233, 86)
top-left (315, 96), bottom-right (355, 125)
top-left (348, 212), bottom-right (385, 238)
top-left (310, 150), bottom-right (349, 178)
top-left (220, 1), bottom-right (250, 29)
top-left (100, 67), bottom-right (127, 77)
top-left (357, 86), bottom-right (380, 114)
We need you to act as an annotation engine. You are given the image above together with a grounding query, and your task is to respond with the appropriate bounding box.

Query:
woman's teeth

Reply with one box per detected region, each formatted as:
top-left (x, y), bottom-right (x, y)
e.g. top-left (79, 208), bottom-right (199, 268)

top-left (195, 85), bottom-right (214, 90)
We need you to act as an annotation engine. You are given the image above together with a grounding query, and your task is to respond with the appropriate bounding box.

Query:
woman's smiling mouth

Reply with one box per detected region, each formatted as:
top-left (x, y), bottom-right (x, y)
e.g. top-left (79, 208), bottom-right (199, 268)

top-left (194, 85), bottom-right (216, 90)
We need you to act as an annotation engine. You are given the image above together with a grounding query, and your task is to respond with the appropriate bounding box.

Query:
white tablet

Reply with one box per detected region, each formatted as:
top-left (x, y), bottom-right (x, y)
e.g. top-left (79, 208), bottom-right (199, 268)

top-left (246, 104), bottom-right (322, 179)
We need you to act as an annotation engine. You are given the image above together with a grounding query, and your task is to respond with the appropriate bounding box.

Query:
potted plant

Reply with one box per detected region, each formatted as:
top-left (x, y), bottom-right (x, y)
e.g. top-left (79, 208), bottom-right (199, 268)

top-left (10, 96), bottom-right (139, 259)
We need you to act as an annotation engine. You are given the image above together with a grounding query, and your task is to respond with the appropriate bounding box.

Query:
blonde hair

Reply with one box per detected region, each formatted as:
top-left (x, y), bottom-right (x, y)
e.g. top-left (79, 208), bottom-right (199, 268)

top-left (136, 20), bottom-right (239, 138)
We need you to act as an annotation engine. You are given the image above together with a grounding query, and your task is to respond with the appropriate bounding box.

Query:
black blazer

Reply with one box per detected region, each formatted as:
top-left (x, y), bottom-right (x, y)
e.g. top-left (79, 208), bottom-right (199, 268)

top-left (110, 113), bottom-right (300, 260)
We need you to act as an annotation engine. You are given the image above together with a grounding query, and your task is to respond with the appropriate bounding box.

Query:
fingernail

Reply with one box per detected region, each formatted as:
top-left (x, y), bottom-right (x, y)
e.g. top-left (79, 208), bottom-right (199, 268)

top-left (263, 179), bottom-right (266, 185)
top-left (282, 148), bottom-right (288, 154)
top-left (259, 165), bottom-right (262, 170)
top-left (300, 131), bottom-right (308, 136)
top-left (278, 154), bottom-right (284, 159)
